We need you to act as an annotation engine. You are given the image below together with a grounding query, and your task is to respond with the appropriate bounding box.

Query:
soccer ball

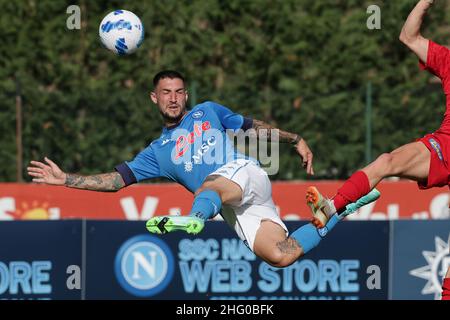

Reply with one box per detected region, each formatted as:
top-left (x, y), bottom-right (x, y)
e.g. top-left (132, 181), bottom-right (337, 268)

top-left (99, 10), bottom-right (144, 55)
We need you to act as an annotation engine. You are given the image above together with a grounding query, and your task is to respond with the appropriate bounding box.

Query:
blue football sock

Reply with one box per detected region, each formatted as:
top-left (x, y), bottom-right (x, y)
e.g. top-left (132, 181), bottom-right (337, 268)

top-left (325, 214), bottom-right (340, 231)
top-left (291, 214), bottom-right (340, 254)
top-left (189, 189), bottom-right (222, 221)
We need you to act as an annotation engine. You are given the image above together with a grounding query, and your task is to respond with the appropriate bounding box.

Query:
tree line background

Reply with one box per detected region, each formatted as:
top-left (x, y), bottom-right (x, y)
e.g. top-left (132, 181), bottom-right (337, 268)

top-left (1, 0), bottom-right (449, 182)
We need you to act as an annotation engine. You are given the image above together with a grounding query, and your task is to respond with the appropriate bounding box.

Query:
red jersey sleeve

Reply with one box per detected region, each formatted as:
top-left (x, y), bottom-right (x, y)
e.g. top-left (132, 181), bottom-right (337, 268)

top-left (419, 40), bottom-right (450, 94)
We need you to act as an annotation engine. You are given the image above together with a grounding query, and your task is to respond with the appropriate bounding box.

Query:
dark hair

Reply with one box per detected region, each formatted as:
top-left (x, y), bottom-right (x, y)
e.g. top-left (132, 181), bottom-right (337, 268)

top-left (153, 70), bottom-right (186, 88)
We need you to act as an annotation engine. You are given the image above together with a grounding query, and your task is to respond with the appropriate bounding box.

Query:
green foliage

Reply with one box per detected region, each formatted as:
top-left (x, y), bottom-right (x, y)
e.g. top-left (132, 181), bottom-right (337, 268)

top-left (1, 0), bottom-right (449, 181)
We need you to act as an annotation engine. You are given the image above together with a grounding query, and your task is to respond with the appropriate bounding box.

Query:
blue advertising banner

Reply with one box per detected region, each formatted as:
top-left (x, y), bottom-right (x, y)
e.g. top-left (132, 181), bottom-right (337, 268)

top-left (0, 221), bottom-right (82, 300)
top-left (391, 220), bottom-right (450, 300)
top-left (86, 220), bottom-right (389, 300)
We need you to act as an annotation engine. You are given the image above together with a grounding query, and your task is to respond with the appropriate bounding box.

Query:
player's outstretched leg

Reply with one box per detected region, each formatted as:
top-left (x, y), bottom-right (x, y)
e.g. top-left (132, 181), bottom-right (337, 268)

top-left (291, 188), bottom-right (381, 256)
top-left (146, 189), bottom-right (222, 235)
top-left (321, 141), bottom-right (429, 216)
top-left (306, 186), bottom-right (381, 227)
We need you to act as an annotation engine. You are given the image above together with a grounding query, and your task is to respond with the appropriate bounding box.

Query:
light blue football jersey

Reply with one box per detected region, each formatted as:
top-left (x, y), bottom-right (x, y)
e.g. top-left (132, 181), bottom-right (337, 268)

top-left (115, 101), bottom-right (255, 193)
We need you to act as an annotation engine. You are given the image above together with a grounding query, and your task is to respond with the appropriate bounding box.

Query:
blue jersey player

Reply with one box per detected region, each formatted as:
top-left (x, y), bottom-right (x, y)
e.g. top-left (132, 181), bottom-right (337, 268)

top-left (27, 70), bottom-right (376, 267)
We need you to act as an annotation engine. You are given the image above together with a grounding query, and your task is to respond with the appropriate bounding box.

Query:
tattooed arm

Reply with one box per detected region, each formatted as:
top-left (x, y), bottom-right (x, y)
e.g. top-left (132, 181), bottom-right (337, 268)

top-left (251, 119), bottom-right (314, 175)
top-left (252, 119), bottom-right (302, 144)
top-left (64, 172), bottom-right (125, 191)
top-left (27, 157), bottom-right (125, 192)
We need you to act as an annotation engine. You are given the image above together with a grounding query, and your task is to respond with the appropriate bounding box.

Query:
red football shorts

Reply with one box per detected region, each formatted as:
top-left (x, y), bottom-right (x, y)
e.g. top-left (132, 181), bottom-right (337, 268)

top-left (417, 132), bottom-right (450, 189)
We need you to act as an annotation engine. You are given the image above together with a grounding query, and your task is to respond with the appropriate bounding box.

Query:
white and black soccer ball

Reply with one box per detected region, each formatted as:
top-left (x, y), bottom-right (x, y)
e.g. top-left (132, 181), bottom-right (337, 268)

top-left (99, 10), bottom-right (144, 55)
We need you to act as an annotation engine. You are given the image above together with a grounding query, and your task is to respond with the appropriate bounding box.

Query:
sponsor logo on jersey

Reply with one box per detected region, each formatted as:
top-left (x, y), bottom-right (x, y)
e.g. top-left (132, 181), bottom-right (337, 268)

top-left (429, 138), bottom-right (443, 162)
top-left (175, 121), bottom-right (211, 159)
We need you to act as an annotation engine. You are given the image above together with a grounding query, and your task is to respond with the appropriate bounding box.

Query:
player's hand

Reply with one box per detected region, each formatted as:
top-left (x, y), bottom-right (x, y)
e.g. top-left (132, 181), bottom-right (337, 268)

top-left (295, 138), bottom-right (314, 175)
top-left (27, 157), bottom-right (67, 185)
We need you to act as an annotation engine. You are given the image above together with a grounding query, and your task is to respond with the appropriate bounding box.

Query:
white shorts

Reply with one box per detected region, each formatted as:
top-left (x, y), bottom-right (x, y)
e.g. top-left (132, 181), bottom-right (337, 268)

top-left (208, 159), bottom-right (288, 251)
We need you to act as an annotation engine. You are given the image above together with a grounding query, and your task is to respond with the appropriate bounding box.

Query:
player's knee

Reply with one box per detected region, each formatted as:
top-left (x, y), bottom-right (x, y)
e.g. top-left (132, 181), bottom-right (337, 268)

top-left (375, 153), bottom-right (395, 173)
top-left (194, 186), bottom-right (206, 197)
top-left (195, 184), bottom-right (221, 198)
top-left (197, 177), bottom-right (242, 205)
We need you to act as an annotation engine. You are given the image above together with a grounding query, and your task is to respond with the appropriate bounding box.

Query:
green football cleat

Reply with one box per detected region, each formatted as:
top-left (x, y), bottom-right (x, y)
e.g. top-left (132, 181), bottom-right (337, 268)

top-left (146, 216), bottom-right (205, 235)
